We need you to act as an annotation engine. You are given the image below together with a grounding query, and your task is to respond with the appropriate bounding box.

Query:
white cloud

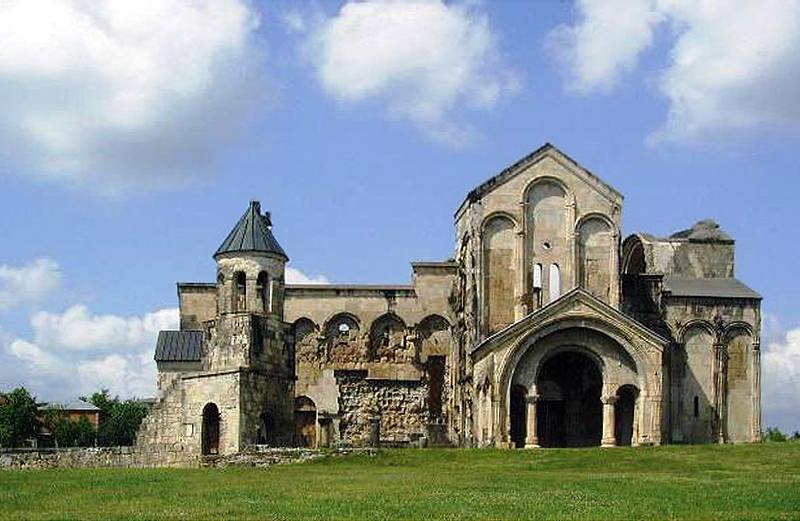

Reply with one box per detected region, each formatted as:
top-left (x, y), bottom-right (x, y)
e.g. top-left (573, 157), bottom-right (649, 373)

top-left (285, 266), bottom-right (329, 285)
top-left (0, 258), bottom-right (61, 311)
top-left (307, 0), bottom-right (519, 145)
top-left (547, 0), bottom-right (663, 93)
top-left (4, 305), bottom-right (178, 400)
top-left (282, 10), bottom-right (307, 34)
top-left (549, 0), bottom-right (800, 142)
top-left (0, 0), bottom-right (265, 194)
top-left (30, 305), bottom-right (178, 352)
top-left (7, 338), bottom-right (61, 374)
top-left (762, 326), bottom-right (800, 433)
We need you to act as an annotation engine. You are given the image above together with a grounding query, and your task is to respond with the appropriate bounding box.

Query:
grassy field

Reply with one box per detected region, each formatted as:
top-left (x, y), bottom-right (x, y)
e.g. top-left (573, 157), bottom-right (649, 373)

top-left (1, 444), bottom-right (799, 520)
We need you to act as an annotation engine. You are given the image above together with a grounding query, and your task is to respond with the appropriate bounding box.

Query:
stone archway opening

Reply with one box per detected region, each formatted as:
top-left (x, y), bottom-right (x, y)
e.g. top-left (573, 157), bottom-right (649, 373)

top-left (536, 351), bottom-right (602, 447)
top-left (201, 403), bottom-right (220, 456)
top-left (509, 384), bottom-right (527, 448)
top-left (294, 396), bottom-right (317, 448)
top-left (615, 385), bottom-right (638, 446)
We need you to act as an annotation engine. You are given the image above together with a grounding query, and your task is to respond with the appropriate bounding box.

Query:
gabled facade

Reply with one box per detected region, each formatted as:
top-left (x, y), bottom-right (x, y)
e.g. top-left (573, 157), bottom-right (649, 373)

top-left (141, 144), bottom-right (761, 456)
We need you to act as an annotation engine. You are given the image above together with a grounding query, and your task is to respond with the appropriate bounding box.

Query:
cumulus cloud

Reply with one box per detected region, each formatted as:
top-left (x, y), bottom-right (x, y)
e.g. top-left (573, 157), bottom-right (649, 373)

top-left (549, 0), bottom-right (800, 142)
top-left (285, 266), bottom-right (329, 285)
top-left (0, 258), bottom-right (61, 311)
top-left (0, 0), bottom-right (265, 194)
top-left (762, 326), bottom-right (800, 433)
top-left (548, 0), bottom-right (663, 93)
top-left (4, 305), bottom-right (178, 400)
top-left (30, 305), bottom-right (177, 352)
top-left (306, 0), bottom-right (519, 145)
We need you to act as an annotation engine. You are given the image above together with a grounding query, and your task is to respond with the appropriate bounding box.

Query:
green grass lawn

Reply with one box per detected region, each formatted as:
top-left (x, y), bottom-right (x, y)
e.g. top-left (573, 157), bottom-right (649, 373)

top-left (1, 444), bottom-right (799, 520)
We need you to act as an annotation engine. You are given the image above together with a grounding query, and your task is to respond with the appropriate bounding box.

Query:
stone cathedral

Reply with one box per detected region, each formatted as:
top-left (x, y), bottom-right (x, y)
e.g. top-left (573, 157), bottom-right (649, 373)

top-left (137, 144), bottom-right (762, 456)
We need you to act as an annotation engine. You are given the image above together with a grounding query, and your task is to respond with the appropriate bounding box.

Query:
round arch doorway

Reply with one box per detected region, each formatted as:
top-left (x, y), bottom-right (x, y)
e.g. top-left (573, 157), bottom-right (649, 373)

top-left (201, 403), bottom-right (220, 456)
top-left (536, 351), bottom-right (602, 447)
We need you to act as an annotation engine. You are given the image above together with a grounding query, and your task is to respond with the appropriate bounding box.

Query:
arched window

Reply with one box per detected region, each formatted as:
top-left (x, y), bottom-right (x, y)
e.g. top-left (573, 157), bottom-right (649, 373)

top-left (548, 264), bottom-right (561, 302)
top-left (370, 314), bottom-right (407, 363)
top-left (325, 313), bottom-right (361, 364)
top-left (233, 271), bottom-right (246, 312)
top-left (256, 271), bottom-right (270, 313)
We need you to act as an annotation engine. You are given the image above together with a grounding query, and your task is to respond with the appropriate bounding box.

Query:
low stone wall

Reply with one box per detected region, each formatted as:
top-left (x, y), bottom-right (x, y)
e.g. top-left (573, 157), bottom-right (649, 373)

top-left (0, 444), bottom-right (197, 470)
top-left (0, 445), bottom-right (377, 470)
top-left (208, 446), bottom-right (377, 468)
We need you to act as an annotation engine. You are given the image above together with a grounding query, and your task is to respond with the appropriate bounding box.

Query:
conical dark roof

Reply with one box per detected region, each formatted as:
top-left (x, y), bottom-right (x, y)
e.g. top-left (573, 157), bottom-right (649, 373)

top-left (214, 201), bottom-right (288, 260)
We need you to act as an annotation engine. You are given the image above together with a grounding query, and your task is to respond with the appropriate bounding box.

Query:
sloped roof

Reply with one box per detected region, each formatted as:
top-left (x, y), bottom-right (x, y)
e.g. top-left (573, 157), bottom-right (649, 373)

top-left (455, 143), bottom-right (623, 218)
top-left (663, 276), bottom-right (761, 299)
top-left (40, 400), bottom-right (99, 412)
top-left (669, 219), bottom-right (733, 243)
top-left (214, 201), bottom-right (288, 260)
top-left (154, 330), bottom-right (204, 362)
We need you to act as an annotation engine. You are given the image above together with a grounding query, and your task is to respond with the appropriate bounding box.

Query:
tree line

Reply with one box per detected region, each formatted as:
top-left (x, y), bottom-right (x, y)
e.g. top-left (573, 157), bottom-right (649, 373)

top-left (0, 387), bottom-right (148, 448)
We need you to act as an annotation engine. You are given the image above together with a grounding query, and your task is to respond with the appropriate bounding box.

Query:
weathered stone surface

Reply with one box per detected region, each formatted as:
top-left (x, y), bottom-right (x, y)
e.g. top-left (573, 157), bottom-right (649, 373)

top-left (137, 144), bottom-right (760, 466)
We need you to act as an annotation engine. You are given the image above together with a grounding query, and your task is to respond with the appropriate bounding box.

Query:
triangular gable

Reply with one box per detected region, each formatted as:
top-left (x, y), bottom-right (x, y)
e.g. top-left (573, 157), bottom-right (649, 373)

top-left (455, 143), bottom-right (623, 219)
top-left (470, 288), bottom-right (667, 358)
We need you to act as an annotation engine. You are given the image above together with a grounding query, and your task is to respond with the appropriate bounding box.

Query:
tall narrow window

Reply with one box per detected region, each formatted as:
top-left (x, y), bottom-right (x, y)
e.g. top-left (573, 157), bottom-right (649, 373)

top-left (693, 396), bottom-right (699, 418)
top-left (532, 263), bottom-right (543, 309)
top-left (548, 264), bottom-right (561, 303)
top-left (256, 272), bottom-right (269, 313)
top-left (233, 271), bottom-right (246, 312)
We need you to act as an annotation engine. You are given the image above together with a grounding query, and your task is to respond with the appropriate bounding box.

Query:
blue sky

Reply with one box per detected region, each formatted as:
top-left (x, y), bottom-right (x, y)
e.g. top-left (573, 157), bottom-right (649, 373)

top-left (0, 0), bottom-right (798, 432)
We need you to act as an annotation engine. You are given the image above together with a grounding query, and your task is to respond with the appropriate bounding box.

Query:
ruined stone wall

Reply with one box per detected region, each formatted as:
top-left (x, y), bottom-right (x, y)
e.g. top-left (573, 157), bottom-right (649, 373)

top-left (283, 264), bottom-right (458, 446)
top-left (629, 234), bottom-right (735, 280)
top-left (178, 283), bottom-right (217, 330)
top-left (335, 371), bottom-right (428, 446)
top-left (239, 370), bottom-right (295, 447)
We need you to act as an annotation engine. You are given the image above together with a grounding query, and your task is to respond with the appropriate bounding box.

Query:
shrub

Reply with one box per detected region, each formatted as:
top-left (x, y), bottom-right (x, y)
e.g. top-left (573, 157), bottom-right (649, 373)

top-left (763, 427), bottom-right (787, 442)
top-left (87, 390), bottom-right (148, 446)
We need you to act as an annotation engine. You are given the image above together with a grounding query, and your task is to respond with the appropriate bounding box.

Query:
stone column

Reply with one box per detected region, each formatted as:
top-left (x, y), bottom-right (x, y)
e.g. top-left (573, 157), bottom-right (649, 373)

top-left (601, 396), bottom-right (617, 447)
top-left (752, 342), bottom-right (762, 442)
top-left (713, 343), bottom-right (728, 444)
top-left (515, 228), bottom-right (527, 320)
top-left (524, 395), bottom-right (539, 448)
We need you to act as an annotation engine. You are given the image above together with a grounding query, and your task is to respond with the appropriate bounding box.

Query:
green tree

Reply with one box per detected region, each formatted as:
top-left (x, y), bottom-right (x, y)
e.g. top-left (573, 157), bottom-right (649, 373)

top-left (88, 389), bottom-right (148, 446)
top-left (0, 387), bottom-right (40, 448)
top-left (763, 427), bottom-right (787, 442)
top-left (74, 417), bottom-right (96, 447)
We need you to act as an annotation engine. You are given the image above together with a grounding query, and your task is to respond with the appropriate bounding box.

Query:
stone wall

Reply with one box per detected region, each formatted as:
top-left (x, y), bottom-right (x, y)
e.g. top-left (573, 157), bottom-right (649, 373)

top-left (336, 371), bottom-right (428, 446)
top-left (0, 445), bottom-right (197, 470)
top-left (0, 446), bottom-right (378, 470)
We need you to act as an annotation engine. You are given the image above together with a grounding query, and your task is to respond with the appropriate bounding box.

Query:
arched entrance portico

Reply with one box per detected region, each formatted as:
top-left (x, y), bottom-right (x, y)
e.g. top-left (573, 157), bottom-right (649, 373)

top-left (496, 318), bottom-right (655, 448)
top-left (535, 351), bottom-right (602, 447)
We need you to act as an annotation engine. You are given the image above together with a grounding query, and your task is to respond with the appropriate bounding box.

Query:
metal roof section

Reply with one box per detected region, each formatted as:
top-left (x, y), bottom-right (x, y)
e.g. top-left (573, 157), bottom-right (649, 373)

top-left (669, 219), bottom-right (734, 243)
top-left (214, 200), bottom-right (288, 261)
top-left (662, 276), bottom-right (761, 299)
top-left (40, 400), bottom-right (100, 411)
top-left (154, 330), bottom-right (204, 362)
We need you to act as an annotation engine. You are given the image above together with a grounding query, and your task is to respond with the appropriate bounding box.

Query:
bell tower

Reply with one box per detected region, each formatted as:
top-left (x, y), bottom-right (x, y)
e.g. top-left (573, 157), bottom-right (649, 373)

top-left (214, 200), bottom-right (287, 321)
